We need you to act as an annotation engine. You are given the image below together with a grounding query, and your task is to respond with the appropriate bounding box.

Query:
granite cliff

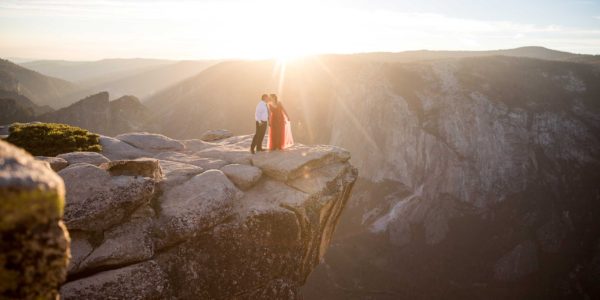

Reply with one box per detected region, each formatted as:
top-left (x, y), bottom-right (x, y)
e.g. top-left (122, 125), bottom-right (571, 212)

top-left (26, 132), bottom-right (356, 299)
top-left (145, 54), bottom-right (600, 298)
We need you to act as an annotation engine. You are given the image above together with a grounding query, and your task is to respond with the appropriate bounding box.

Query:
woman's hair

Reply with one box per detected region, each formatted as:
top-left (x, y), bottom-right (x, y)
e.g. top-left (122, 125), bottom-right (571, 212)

top-left (270, 94), bottom-right (278, 103)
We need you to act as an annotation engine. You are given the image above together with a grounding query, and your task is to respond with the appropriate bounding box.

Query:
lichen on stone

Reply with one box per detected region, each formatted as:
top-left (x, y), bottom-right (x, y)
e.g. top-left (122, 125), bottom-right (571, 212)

top-left (0, 140), bottom-right (70, 299)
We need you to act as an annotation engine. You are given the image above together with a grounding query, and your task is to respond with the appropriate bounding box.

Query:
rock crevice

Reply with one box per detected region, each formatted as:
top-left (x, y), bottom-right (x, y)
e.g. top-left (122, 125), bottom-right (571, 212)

top-left (52, 133), bottom-right (356, 299)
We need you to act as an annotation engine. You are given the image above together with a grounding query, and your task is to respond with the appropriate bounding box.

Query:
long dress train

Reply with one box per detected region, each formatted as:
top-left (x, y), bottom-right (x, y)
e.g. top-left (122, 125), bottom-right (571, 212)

top-left (268, 105), bottom-right (293, 150)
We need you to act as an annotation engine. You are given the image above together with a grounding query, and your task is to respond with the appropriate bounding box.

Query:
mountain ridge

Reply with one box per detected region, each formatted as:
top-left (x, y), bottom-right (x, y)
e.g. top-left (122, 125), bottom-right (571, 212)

top-left (0, 58), bottom-right (78, 108)
top-left (141, 53), bottom-right (600, 299)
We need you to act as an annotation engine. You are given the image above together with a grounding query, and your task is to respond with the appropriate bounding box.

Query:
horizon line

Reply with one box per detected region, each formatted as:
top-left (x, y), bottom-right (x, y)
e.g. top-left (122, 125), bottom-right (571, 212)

top-left (5, 45), bottom-right (599, 63)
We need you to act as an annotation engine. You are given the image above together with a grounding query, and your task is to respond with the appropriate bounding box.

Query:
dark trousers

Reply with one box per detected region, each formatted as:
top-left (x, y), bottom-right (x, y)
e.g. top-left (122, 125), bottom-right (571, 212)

top-left (251, 121), bottom-right (267, 151)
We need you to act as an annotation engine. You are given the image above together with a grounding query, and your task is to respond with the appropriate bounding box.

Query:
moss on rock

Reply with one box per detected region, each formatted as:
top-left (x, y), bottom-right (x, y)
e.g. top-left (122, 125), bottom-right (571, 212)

top-left (0, 140), bottom-right (70, 299)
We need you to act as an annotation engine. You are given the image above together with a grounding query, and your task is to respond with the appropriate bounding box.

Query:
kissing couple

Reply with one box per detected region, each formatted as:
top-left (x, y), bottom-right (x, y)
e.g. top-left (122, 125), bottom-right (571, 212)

top-left (250, 94), bottom-right (294, 154)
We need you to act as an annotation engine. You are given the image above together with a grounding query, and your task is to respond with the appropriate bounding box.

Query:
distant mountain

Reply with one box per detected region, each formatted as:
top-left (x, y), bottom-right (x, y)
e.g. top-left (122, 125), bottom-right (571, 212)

top-left (0, 90), bottom-right (53, 116)
top-left (0, 59), bottom-right (78, 108)
top-left (38, 92), bottom-right (154, 135)
top-left (6, 57), bottom-right (37, 64)
top-left (351, 46), bottom-right (600, 64)
top-left (0, 89), bottom-right (54, 125)
top-left (146, 53), bottom-right (600, 299)
top-left (67, 60), bottom-right (218, 101)
top-left (19, 58), bottom-right (218, 107)
top-left (144, 58), bottom-right (334, 140)
top-left (0, 99), bottom-right (35, 124)
top-left (21, 58), bottom-right (175, 83)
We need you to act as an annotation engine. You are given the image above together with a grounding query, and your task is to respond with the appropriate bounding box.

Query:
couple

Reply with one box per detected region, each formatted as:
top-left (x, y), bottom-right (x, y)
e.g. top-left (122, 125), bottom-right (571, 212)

top-left (250, 94), bottom-right (294, 154)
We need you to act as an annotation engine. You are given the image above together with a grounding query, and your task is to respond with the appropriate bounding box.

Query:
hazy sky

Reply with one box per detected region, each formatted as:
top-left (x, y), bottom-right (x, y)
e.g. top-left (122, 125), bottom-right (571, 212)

top-left (1, 0), bottom-right (600, 60)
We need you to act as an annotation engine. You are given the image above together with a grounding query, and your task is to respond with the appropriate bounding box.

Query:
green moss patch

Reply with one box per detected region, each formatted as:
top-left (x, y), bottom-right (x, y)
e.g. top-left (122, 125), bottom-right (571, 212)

top-left (0, 189), bottom-right (64, 232)
top-left (5, 123), bottom-right (101, 156)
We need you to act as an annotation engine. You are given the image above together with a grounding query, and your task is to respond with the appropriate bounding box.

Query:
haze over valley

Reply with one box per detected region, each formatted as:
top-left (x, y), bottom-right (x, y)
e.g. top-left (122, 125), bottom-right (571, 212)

top-left (2, 0), bottom-right (600, 299)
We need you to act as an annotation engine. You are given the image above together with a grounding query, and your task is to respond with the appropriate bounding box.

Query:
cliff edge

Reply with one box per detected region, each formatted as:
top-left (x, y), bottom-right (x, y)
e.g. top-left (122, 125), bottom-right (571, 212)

top-left (47, 132), bottom-right (357, 299)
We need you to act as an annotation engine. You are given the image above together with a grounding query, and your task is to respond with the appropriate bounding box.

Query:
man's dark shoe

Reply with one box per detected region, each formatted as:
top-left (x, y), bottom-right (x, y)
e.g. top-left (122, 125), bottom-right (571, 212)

top-left (257, 148), bottom-right (266, 152)
top-left (250, 148), bottom-right (255, 154)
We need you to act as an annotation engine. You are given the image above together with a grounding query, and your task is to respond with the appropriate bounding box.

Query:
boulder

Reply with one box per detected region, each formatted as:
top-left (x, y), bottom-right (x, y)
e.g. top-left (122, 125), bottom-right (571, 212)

top-left (78, 216), bottom-right (154, 273)
top-left (154, 166), bottom-right (358, 299)
top-left (181, 139), bottom-right (216, 152)
top-left (0, 140), bottom-right (70, 300)
top-left (494, 240), bottom-right (539, 281)
top-left (156, 151), bottom-right (228, 170)
top-left (156, 170), bottom-right (242, 248)
top-left (67, 231), bottom-right (93, 275)
top-left (100, 158), bottom-right (163, 180)
top-left (200, 129), bottom-right (233, 141)
top-left (220, 163), bottom-right (262, 190)
top-left (287, 163), bottom-right (350, 195)
top-left (158, 160), bottom-right (204, 190)
top-left (196, 147), bottom-right (253, 165)
top-left (59, 164), bottom-right (155, 232)
top-left (35, 156), bottom-right (69, 172)
top-left (53, 136), bottom-right (358, 299)
top-left (116, 132), bottom-right (184, 152)
top-left (252, 144), bottom-right (351, 181)
top-left (99, 135), bottom-right (149, 160)
top-left (57, 151), bottom-right (110, 166)
top-left (60, 261), bottom-right (168, 300)
top-left (214, 134), bottom-right (253, 147)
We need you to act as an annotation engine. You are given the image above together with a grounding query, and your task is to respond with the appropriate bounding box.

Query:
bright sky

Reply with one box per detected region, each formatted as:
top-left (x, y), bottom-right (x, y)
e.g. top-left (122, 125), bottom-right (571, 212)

top-left (1, 0), bottom-right (600, 60)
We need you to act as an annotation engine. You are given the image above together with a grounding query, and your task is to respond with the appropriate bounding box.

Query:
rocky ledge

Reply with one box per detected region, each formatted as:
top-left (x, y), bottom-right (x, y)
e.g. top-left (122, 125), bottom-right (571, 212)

top-left (47, 132), bottom-right (357, 299)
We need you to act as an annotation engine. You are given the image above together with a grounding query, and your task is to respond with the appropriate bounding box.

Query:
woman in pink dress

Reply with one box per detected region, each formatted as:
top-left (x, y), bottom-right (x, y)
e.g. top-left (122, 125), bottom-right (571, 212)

top-left (267, 94), bottom-right (293, 150)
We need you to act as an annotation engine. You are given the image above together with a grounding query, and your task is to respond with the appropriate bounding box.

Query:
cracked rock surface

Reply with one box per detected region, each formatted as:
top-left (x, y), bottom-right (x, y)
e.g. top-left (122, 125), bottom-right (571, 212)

top-left (56, 134), bottom-right (357, 299)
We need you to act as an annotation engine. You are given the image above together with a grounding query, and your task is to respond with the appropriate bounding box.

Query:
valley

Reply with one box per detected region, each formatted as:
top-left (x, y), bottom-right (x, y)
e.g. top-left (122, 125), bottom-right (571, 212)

top-left (1, 46), bottom-right (600, 299)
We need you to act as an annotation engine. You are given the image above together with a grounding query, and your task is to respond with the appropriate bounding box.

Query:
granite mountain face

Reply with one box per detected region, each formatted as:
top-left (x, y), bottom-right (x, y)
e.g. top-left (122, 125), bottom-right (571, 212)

top-left (1, 134), bottom-right (357, 299)
top-left (1, 47), bottom-right (600, 298)
top-left (146, 53), bottom-right (600, 298)
top-left (301, 56), bottom-right (600, 299)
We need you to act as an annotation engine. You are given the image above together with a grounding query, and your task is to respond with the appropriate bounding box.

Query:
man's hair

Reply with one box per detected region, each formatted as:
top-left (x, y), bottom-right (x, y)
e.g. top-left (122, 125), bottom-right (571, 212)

top-left (261, 94), bottom-right (269, 100)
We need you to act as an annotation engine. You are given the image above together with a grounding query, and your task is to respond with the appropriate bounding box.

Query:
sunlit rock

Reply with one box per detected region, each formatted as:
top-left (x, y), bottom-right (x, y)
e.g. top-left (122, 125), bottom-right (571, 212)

top-left (221, 163), bottom-right (262, 190)
top-left (100, 158), bottom-right (163, 180)
top-left (156, 151), bottom-right (228, 170)
top-left (54, 136), bottom-right (356, 299)
top-left (57, 151), bottom-right (110, 166)
top-left (36, 155), bottom-right (69, 171)
top-left (59, 163), bottom-right (155, 231)
top-left (116, 132), bottom-right (185, 152)
top-left (99, 135), bottom-right (149, 160)
top-left (200, 129), bottom-right (233, 142)
top-left (252, 144), bottom-right (351, 181)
